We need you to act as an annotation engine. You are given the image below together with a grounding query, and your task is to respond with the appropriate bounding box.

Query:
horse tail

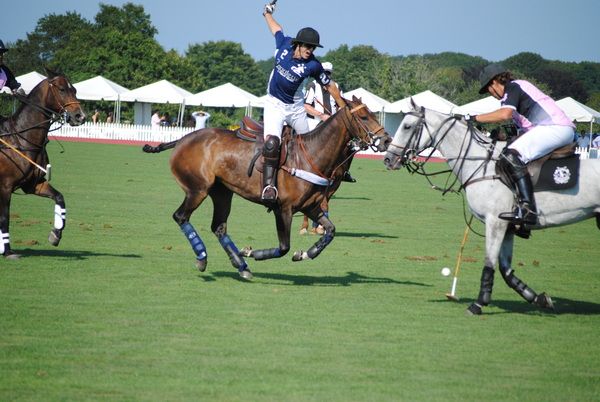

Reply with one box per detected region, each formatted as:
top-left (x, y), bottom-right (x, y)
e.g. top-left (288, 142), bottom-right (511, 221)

top-left (142, 140), bottom-right (178, 154)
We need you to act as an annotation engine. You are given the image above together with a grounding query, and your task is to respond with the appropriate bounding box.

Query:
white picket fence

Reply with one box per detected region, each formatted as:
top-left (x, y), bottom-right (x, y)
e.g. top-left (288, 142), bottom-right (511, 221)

top-left (55, 122), bottom-right (191, 143)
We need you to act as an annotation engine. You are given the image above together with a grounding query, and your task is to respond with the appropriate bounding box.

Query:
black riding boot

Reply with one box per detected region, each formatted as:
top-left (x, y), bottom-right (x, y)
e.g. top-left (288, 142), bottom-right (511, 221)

top-left (498, 149), bottom-right (537, 225)
top-left (261, 135), bottom-right (280, 202)
top-left (342, 171), bottom-right (356, 183)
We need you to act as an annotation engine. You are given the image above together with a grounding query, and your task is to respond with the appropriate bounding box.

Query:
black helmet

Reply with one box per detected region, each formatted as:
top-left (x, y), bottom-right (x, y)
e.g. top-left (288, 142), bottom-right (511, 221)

top-left (292, 27), bottom-right (323, 48)
top-left (478, 64), bottom-right (507, 94)
top-left (0, 39), bottom-right (8, 53)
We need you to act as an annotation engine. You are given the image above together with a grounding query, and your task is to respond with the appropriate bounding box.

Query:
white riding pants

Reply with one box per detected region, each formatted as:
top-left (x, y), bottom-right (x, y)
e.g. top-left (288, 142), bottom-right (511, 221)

top-left (508, 125), bottom-right (575, 164)
top-left (263, 94), bottom-right (310, 141)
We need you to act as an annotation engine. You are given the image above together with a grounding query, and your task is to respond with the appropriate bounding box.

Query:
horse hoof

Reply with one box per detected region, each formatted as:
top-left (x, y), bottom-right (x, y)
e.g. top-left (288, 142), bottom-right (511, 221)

top-left (5, 252), bottom-right (20, 260)
top-left (316, 225), bottom-right (325, 235)
top-left (535, 292), bottom-right (554, 310)
top-left (239, 269), bottom-right (253, 279)
top-left (466, 303), bottom-right (482, 315)
top-left (196, 258), bottom-right (207, 272)
top-left (49, 231), bottom-right (61, 247)
top-left (238, 247), bottom-right (253, 257)
top-left (299, 228), bottom-right (308, 235)
top-left (309, 228), bottom-right (317, 235)
top-left (292, 250), bottom-right (308, 261)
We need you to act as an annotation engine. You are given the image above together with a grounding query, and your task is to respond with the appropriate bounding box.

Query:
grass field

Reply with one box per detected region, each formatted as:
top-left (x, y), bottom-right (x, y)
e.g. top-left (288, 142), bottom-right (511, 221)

top-left (1, 140), bottom-right (599, 401)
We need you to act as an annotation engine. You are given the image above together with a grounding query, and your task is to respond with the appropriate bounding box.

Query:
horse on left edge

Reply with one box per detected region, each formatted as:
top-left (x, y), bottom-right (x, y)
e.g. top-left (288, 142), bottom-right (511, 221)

top-left (0, 67), bottom-right (86, 259)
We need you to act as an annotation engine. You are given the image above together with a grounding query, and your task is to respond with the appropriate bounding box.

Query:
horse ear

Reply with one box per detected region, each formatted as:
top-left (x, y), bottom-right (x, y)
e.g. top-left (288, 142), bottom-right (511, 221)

top-left (410, 97), bottom-right (418, 110)
top-left (352, 95), bottom-right (363, 103)
top-left (44, 66), bottom-right (58, 78)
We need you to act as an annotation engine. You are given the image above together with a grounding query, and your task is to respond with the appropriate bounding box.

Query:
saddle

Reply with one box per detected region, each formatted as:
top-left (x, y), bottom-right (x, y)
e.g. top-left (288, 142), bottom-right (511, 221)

top-left (496, 143), bottom-right (580, 192)
top-left (236, 116), bottom-right (292, 175)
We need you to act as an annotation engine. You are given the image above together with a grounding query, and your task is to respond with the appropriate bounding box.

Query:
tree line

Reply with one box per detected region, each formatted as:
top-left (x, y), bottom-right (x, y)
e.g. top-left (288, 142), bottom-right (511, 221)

top-left (3, 3), bottom-right (600, 127)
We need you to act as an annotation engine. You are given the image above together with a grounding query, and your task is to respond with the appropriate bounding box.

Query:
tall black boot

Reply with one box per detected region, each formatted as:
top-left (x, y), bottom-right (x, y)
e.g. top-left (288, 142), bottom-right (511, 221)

top-left (261, 135), bottom-right (280, 202)
top-left (498, 149), bottom-right (537, 225)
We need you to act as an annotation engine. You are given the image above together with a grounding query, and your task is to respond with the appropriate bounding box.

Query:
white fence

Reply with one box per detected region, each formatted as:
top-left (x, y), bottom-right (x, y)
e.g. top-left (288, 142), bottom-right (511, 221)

top-left (55, 123), bottom-right (191, 143)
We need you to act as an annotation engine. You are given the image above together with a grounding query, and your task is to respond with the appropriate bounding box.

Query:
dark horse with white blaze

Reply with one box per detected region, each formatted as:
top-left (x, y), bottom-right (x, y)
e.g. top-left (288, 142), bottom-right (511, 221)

top-left (0, 67), bottom-right (86, 259)
top-left (384, 101), bottom-right (600, 315)
top-left (143, 97), bottom-right (389, 278)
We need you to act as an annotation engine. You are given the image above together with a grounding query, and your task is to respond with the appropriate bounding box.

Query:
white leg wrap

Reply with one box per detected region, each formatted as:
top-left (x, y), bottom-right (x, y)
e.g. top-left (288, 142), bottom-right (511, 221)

top-left (54, 204), bottom-right (66, 230)
top-left (0, 231), bottom-right (9, 254)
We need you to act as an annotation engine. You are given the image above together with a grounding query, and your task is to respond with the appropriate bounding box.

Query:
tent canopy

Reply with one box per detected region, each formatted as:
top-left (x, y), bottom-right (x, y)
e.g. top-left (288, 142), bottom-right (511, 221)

top-left (1, 71), bottom-right (46, 94)
top-left (185, 83), bottom-right (258, 107)
top-left (556, 97), bottom-right (600, 124)
top-left (119, 80), bottom-right (192, 104)
top-left (386, 90), bottom-right (457, 114)
top-left (344, 88), bottom-right (390, 113)
top-left (454, 96), bottom-right (501, 115)
top-left (73, 76), bottom-right (129, 101)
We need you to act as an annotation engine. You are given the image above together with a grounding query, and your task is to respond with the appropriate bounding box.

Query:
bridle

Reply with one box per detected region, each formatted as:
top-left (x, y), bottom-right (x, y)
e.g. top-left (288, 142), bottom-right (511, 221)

top-left (296, 101), bottom-right (387, 183)
top-left (2, 75), bottom-right (82, 138)
top-left (388, 107), bottom-right (497, 195)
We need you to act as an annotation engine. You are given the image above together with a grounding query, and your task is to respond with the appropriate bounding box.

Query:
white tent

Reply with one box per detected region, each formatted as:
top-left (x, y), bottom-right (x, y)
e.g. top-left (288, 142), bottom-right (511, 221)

top-left (185, 83), bottom-right (259, 115)
top-left (73, 76), bottom-right (130, 123)
top-left (454, 96), bottom-right (501, 115)
top-left (344, 87), bottom-right (390, 113)
top-left (1, 71), bottom-right (46, 94)
top-left (73, 76), bottom-right (129, 101)
top-left (386, 90), bottom-right (458, 115)
top-left (556, 97), bottom-right (600, 133)
top-left (119, 80), bottom-right (192, 125)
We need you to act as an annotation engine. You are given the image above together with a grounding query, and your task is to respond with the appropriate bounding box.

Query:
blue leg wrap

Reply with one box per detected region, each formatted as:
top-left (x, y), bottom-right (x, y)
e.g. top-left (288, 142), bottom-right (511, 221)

top-left (218, 235), bottom-right (248, 271)
top-left (181, 222), bottom-right (207, 260)
top-left (252, 248), bottom-right (281, 260)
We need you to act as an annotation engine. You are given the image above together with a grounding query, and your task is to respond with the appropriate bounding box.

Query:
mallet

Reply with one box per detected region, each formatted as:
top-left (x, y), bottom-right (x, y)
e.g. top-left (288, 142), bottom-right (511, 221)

top-left (446, 215), bottom-right (473, 302)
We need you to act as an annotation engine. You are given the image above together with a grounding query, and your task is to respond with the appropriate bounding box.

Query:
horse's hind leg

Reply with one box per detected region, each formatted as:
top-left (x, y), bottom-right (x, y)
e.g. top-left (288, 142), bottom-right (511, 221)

top-left (29, 181), bottom-right (66, 247)
top-left (209, 185), bottom-right (252, 279)
top-left (173, 191), bottom-right (209, 272)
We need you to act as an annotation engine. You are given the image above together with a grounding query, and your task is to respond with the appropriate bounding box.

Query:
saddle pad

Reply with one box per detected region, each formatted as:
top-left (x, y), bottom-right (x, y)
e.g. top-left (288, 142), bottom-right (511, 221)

top-left (534, 155), bottom-right (579, 192)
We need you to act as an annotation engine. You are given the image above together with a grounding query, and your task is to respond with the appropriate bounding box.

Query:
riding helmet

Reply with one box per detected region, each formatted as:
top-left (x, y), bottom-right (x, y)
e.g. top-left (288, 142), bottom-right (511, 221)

top-left (292, 28), bottom-right (323, 48)
top-left (478, 64), bottom-right (507, 94)
top-left (0, 40), bottom-right (8, 53)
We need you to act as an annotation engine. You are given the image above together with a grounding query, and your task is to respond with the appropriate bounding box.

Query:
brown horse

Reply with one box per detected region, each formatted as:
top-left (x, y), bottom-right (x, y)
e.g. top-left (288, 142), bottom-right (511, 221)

top-left (143, 97), bottom-right (389, 278)
top-left (0, 67), bottom-right (86, 259)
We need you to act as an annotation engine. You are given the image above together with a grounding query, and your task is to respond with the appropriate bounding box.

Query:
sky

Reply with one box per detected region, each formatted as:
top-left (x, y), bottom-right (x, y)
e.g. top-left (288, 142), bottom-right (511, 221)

top-left (3, 0), bottom-right (600, 64)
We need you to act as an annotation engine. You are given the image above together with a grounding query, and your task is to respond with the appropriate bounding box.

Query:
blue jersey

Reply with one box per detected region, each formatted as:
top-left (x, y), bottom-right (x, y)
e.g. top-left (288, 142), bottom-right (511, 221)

top-left (267, 31), bottom-right (330, 104)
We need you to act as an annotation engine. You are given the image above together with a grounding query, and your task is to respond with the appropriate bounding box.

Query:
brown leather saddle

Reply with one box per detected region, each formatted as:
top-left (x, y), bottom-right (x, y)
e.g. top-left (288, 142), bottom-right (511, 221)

top-left (496, 143), bottom-right (580, 192)
top-left (236, 116), bottom-right (292, 176)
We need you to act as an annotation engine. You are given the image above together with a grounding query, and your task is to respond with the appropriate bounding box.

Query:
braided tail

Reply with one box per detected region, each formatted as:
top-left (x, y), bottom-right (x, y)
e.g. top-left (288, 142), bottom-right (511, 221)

top-left (142, 140), bottom-right (178, 154)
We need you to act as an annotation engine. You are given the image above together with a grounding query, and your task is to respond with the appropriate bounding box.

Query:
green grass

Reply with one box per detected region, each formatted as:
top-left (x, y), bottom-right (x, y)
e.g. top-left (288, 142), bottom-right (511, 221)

top-left (1, 141), bottom-right (599, 401)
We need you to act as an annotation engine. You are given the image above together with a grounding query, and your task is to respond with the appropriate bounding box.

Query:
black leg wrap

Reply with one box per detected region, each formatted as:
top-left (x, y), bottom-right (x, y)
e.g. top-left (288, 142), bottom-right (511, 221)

top-left (476, 266), bottom-right (495, 306)
top-left (502, 269), bottom-right (536, 303)
top-left (252, 248), bottom-right (281, 261)
top-left (307, 234), bottom-right (333, 259)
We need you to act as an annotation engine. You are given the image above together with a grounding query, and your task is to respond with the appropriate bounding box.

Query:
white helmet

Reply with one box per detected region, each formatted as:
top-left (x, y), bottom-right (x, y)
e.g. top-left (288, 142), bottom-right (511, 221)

top-left (322, 62), bottom-right (333, 73)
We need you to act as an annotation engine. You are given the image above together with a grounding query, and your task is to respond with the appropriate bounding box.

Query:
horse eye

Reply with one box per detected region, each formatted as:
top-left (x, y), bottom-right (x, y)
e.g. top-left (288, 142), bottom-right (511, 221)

top-left (403, 124), bottom-right (412, 130)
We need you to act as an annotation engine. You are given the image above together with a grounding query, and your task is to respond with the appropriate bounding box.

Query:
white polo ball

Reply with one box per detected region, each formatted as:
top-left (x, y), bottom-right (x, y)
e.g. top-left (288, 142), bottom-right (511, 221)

top-left (441, 267), bottom-right (451, 277)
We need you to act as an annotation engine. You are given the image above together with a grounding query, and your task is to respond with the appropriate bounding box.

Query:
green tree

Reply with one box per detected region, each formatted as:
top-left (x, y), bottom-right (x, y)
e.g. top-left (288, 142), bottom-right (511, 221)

top-left (185, 41), bottom-right (266, 95)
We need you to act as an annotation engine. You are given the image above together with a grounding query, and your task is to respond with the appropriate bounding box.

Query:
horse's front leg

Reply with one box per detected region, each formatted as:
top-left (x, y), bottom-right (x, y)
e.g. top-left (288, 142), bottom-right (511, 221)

top-left (292, 207), bottom-right (335, 261)
top-left (0, 190), bottom-right (18, 259)
top-left (238, 207), bottom-right (292, 261)
top-left (30, 181), bottom-right (66, 247)
top-left (497, 228), bottom-right (554, 310)
top-left (467, 218), bottom-right (506, 315)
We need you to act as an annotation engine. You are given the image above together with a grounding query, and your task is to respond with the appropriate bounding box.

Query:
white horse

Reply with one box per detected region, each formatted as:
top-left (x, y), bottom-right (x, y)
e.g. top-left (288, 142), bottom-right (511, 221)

top-left (383, 101), bottom-right (600, 315)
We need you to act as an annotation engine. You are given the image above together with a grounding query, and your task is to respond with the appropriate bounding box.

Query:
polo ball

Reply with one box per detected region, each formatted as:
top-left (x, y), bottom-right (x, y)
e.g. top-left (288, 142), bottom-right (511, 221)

top-left (441, 267), bottom-right (451, 277)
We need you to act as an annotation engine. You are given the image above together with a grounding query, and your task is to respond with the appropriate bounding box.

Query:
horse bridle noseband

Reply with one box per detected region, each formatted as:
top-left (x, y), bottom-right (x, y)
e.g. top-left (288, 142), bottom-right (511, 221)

top-left (340, 103), bottom-right (387, 151)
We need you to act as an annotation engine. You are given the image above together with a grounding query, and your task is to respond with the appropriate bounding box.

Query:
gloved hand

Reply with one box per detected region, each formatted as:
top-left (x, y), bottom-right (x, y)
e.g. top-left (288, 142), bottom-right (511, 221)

top-left (263, 3), bottom-right (276, 16)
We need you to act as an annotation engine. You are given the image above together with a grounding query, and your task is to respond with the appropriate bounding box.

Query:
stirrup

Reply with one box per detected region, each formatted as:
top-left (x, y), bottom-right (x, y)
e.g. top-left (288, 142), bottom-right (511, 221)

top-left (499, 205), bottom-right (537, 226)
top-left (261, 185), bottom-right (278, 201)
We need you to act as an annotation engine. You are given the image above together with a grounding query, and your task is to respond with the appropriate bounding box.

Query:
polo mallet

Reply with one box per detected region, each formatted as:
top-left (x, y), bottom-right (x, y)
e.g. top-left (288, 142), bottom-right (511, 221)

top-left (446, 215), bottom-right (473, 302)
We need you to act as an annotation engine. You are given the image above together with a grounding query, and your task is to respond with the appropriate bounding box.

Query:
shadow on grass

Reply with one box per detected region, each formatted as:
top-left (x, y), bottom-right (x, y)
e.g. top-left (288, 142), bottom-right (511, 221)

top-left (10, 248), bottom-right (142, 260)
top-left (334, 231), bottom-right (399, 239)
top-left (210, 270), bottom-right (431, 287)
top-left (431, 297), bottom-right (600, 316)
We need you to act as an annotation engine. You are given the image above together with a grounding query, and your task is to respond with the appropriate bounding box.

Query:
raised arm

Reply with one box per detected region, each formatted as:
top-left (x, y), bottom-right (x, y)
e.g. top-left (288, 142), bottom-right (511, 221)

top-left (264, 8), bottom-right (282, 36)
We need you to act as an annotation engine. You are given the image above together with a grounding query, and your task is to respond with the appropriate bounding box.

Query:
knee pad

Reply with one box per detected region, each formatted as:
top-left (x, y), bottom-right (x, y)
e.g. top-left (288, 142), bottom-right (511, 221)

top-left (264, 136), bottom-right (280, 156)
